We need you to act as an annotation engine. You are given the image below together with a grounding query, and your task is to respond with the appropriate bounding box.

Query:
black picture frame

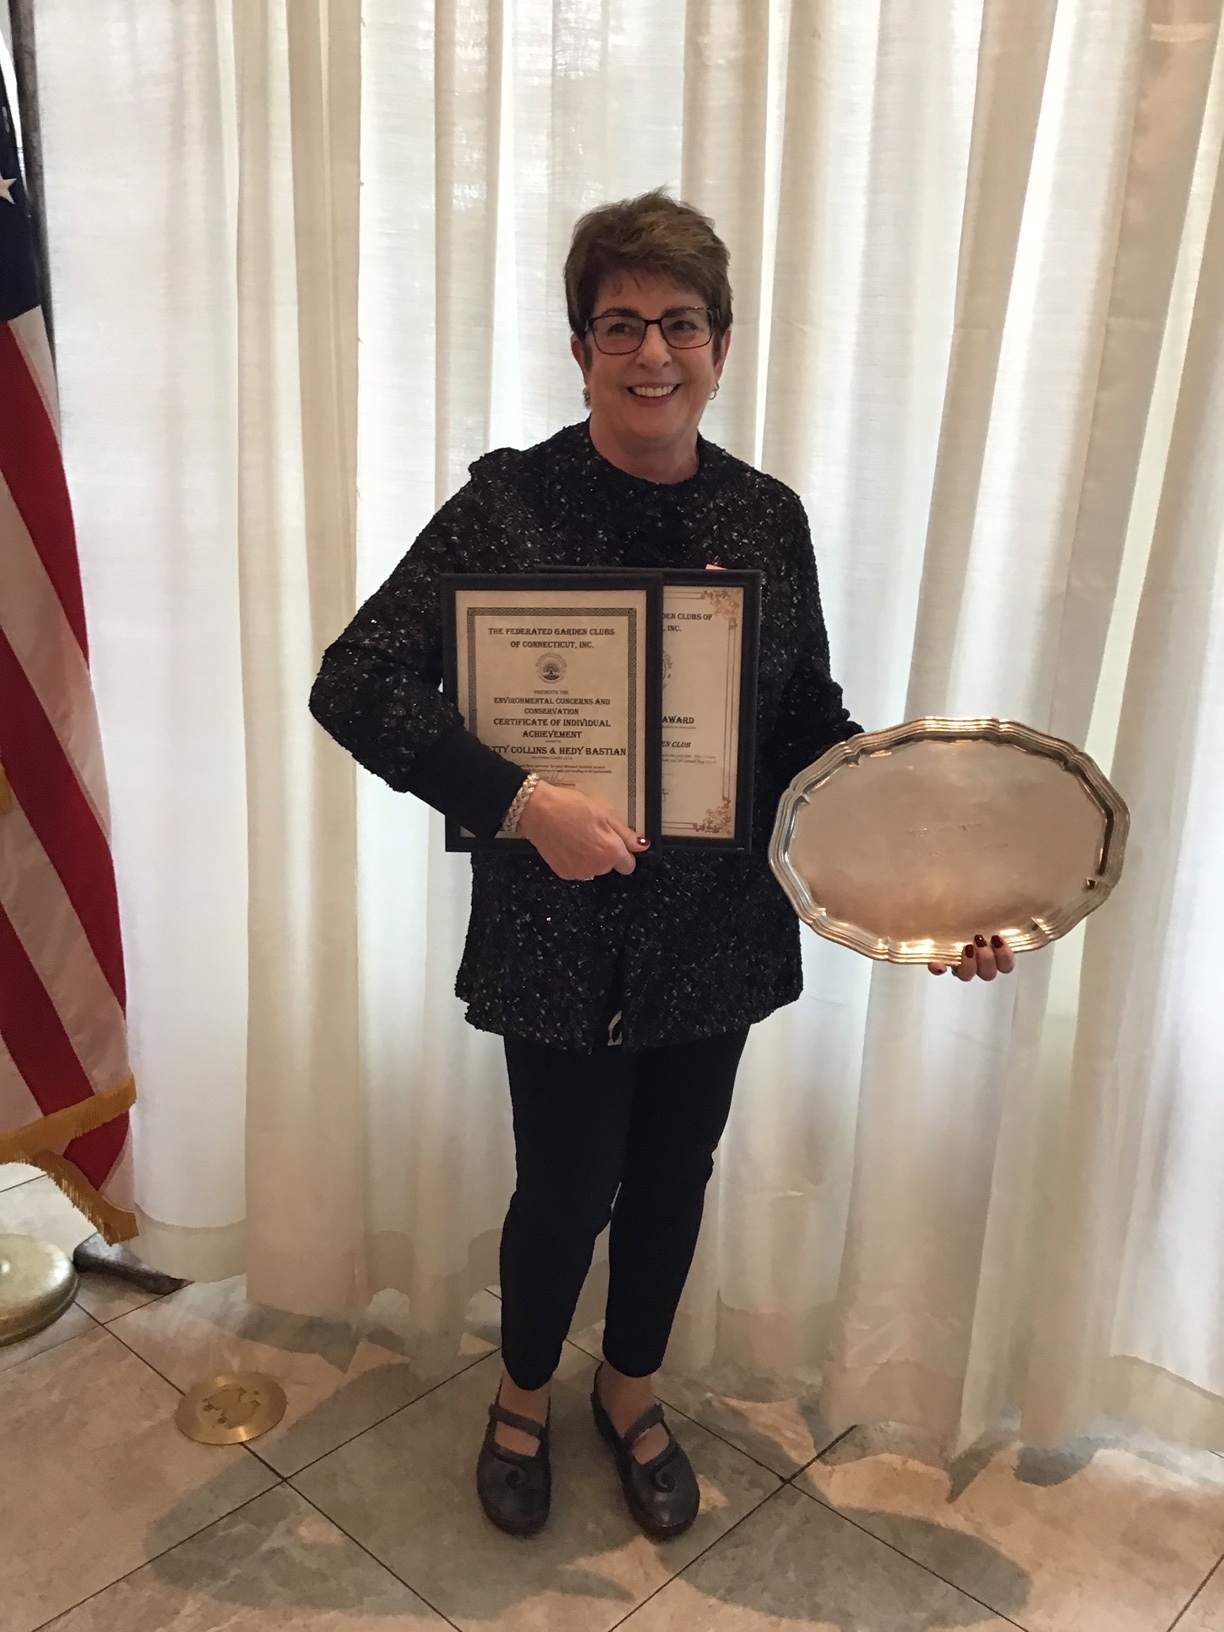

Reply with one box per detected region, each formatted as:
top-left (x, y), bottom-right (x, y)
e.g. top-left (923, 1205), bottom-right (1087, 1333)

top-left (440, 572), bottom-right (663, 851)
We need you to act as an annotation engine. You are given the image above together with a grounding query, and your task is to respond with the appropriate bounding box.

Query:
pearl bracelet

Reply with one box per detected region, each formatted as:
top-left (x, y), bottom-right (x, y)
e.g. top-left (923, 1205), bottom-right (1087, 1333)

top-left (500, 772), bottom-right (541, 836)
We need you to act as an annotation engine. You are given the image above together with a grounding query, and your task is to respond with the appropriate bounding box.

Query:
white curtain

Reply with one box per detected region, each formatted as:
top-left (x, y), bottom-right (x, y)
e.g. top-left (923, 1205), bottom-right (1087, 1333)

top-left (27, 0), bottom-right (1224, 1450)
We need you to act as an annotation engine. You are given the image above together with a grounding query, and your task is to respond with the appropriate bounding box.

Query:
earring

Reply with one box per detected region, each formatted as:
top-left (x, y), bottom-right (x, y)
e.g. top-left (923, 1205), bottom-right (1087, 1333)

top-left (709, 383), bottom-right (720, 399)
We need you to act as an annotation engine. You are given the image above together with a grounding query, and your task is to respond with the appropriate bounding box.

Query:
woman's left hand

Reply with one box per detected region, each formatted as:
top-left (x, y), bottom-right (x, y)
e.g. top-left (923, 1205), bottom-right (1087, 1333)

top-left (929, 935), bottom-right (1016, 982)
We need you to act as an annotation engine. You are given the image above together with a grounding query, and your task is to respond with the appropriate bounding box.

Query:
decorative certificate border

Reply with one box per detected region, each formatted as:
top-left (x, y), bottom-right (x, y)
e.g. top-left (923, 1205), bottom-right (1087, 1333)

top-left (439, 573), bottom-right (663, 851)
top-left (659, 569), bottom-right (761, 853)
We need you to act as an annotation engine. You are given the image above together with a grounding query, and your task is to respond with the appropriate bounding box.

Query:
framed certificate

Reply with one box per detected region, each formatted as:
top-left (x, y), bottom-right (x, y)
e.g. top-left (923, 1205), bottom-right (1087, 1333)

top-left (440, 574), bottom-right (662, 849)
top-left (659, 570), bottom-right (760, 850)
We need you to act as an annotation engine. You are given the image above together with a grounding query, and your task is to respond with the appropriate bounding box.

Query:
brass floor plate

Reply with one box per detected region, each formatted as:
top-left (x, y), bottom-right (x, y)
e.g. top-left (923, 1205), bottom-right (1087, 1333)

top-left (175, 1372), bottom-right (288, 1444)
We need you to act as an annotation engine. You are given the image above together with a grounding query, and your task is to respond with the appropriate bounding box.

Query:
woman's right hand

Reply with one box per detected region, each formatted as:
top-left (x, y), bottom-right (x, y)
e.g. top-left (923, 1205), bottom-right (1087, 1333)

top-left (516, 780), bottom-right (649, 881)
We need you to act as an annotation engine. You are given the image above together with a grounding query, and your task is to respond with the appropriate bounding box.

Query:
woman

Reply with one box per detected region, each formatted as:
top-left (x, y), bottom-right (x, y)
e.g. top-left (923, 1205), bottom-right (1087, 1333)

top-left (309, 190), bottom-right (1012, 1541)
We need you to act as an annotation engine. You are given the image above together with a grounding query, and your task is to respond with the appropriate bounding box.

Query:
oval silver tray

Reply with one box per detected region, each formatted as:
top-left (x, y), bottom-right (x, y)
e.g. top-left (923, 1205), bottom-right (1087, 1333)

top-left (769, 718), bottom-right (1129, 964)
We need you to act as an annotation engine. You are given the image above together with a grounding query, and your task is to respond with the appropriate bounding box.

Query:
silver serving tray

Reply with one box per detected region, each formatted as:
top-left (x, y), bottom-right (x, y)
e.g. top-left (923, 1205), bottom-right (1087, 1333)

top-left (769, 718), bottom-right (1129, 964)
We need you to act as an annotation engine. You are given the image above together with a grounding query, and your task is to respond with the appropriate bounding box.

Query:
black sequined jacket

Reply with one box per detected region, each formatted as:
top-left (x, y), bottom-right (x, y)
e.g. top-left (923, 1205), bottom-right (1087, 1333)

top-left (309, 422), bottom-right (860, 1051)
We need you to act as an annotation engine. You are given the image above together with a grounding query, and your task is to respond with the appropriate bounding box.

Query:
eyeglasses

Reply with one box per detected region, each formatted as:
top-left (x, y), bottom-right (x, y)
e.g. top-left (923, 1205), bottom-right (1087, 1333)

top-left (586, 306), bottom-right (714, 355)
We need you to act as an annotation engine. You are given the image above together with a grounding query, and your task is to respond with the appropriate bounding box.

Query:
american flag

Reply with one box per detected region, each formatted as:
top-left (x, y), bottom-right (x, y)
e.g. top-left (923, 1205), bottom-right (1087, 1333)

top-left (0, 66), bottom-right (136, 1239)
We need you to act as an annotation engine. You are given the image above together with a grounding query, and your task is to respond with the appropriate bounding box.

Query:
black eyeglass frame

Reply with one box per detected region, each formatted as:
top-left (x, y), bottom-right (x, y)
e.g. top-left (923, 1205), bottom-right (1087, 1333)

top-left (584, 305), bottom-right (717, 355)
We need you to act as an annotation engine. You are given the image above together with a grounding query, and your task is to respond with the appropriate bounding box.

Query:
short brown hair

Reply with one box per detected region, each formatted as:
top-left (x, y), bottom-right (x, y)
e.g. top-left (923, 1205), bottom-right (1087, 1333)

top-left (564, 190), bottom-right (732, 349)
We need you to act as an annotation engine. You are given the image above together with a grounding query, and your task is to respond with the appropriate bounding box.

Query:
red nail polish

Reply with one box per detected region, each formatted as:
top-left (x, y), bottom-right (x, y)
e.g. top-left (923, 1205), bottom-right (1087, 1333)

top-left (974, 935), bottom-right (986, 948)
top-left (991, 935), bottom-right (1003, 949)
top-left (637, 837), bottom-right (650, 847)
top-left (963, 944), bottom-right (974, 960)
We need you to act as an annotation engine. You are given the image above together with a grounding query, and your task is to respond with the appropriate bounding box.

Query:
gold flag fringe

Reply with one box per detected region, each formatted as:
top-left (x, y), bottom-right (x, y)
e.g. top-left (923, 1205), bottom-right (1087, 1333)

top-left (0, 1075), bottom-right (139, 1243)
top-left (30, 1151), bottom-right (138, 1243)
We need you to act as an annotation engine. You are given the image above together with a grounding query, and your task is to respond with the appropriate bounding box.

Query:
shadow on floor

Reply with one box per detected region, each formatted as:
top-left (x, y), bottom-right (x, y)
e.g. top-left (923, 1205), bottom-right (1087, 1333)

top-left (143, 1367), bottom-right (1031, 1628)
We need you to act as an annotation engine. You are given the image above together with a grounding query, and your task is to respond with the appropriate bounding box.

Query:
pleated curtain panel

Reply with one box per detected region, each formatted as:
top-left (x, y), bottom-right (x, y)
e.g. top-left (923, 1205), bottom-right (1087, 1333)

top-left (25, 0), bottom-right (1224, 1453)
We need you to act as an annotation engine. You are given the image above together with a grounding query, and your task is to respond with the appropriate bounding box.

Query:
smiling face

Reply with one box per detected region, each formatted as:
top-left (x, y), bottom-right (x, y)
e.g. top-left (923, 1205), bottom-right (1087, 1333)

top-left (571, 271), bottom-right (730, 483)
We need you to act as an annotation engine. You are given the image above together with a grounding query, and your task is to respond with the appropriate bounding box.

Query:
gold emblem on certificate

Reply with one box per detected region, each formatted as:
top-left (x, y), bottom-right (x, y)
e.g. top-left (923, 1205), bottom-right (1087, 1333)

top-left (769, 718), bottom-right (1129, 963)
top-left (442, 574), bottom-right (663, 846)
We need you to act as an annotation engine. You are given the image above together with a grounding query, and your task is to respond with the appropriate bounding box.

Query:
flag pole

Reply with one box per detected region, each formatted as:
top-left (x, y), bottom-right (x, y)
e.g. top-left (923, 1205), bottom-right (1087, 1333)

top-left (5, 0), bottom-right (53, 355)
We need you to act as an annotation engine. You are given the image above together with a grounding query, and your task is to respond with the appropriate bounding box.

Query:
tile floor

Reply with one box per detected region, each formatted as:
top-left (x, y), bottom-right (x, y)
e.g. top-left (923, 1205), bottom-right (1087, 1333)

top-left (4, 1167), bottom-right (1224, 1632)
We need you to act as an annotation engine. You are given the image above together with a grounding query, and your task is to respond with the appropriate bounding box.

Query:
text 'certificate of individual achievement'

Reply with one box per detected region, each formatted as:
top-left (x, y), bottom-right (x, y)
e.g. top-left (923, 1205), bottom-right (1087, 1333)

top-left (660, 570), bottom-right (761, 851)
top-left (441, 574), bottom-right (662, 848)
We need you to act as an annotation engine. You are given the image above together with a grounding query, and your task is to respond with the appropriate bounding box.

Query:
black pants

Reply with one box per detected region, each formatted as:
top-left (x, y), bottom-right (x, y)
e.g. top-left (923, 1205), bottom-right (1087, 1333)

top-left (498, 1028), bottom-right (749, 1391)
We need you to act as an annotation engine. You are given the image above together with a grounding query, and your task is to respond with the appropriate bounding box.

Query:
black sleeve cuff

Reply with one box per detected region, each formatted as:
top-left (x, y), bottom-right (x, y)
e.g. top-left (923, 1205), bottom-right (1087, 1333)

top-left (403, 723), bottom-right (529, 841)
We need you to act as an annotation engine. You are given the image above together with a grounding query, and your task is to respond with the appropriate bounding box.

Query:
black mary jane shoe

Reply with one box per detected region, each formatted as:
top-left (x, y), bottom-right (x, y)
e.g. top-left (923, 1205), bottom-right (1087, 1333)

top-left (590, 1370), bottom-right (700, 1540)
top-left (476, 1399), bottom-right (551, 1537)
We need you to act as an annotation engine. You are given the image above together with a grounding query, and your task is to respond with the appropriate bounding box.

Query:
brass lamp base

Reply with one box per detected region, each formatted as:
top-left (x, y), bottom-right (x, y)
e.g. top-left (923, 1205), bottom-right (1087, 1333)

top-left (0, 1234), bottom-right (79, 1346)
